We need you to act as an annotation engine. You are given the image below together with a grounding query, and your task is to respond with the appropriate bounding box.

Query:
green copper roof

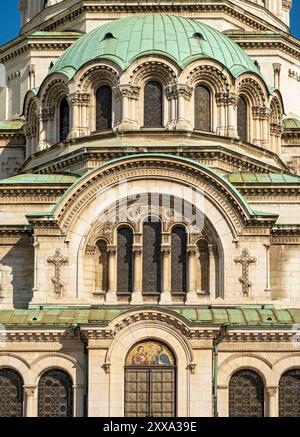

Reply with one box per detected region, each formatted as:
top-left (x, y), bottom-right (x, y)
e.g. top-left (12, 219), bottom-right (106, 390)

top-left (0, 174), bottom-right (79, 185)
top-left (50, 14), bottom-right (266, 83)
top-left (0, 307), bottom-right (300, 328)
top-left (0, 120), bottom-right (24, 130)
top-left (283, 118), bottom-right (300, 129)
top-left (227, 172), bottom-right (300, 184)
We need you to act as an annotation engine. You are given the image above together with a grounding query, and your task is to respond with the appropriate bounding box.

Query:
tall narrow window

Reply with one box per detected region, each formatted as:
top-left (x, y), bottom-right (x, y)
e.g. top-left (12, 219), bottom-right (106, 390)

top-left (229, 370), bottom-right (264, 417)
top-left (38, 369), bottom-right (73, 417)
top-left (96, 85), bottom-right (112, 131)
top-left (279, 369), bottom-right (300, 417)
top-left (197, 239), bottom-right (209, 293)
top-left (144, 81), bottom-right (163, 127)
top-left (117, 227), bottom-right (133, 294)
top-left (237, 96), bottom-right (248, 142)
top-left (171, 227), bottom-right (187, 293)
top-left (142, 220), bottom-right (161, 293)
top-left (59, 97), bottom-right (70, 141)
top-left (0, 369), bottom-right (23, 417)
top-left (194, 85), bottom-right (211, 131)
top-left (95, 239), bottom-right (108, 292)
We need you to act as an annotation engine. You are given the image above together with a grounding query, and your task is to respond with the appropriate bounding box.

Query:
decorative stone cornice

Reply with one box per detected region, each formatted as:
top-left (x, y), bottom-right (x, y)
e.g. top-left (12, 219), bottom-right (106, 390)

top-left (34, 3), bottom-right (281, 37)
top-left (233, 186), bottom-right (300, 198)
top-left (0, 39), bottom-right (80, 64)
top-left (19, 140), bottom-right (286, 179)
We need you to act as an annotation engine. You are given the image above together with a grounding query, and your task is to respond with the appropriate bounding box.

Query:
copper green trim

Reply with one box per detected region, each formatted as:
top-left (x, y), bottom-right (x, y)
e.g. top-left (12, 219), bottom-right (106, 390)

top-left (0, 174), bottom-right (79, 185)
top-left (283, 118), bottom-right (300, 129)
top-left (0, 306), bottom-right (299, 327)
top-left (0, 120), bottom-right (24, 130)
top-left (227, 171), bottom-right (300, 184)
top-left (50, 14), bottom-right (269, 89)
top-left (51, 153), bottom-right (268, 219)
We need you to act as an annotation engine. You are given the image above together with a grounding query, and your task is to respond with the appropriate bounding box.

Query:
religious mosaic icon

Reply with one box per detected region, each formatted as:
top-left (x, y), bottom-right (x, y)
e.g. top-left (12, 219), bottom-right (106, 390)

top-left (126, 341), bottom-right (175, 366)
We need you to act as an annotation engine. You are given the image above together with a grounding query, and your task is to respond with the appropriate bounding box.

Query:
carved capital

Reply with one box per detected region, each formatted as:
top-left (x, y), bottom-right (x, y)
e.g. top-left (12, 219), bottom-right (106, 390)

top-left (107, 246), bottom-right (117, 256)
top-left (24, 386), bottom-right (36, 397)
top-left (133, 246), bottom-right (143, 255)
top-left (161, 245), bottom-right (171, 256)
top-left (266, 386), bottom-right (278, 397)
top-left (176, 84), bottom-right (193, 100)
top-left (69, 92), bottom-right (91, 106)
top-left (118, 84), bottom-right (140, 100)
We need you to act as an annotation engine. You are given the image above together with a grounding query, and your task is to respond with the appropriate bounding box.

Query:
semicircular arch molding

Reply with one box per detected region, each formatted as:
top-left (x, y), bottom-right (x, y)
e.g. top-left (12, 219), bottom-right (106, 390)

top-left (218, 354), bottom-right (275, 387)
top-left (52, 155), bottom-right (259, 243)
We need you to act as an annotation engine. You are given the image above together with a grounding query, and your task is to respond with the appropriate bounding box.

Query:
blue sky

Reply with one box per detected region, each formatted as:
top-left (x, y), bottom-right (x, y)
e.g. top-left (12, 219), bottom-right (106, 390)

top-left (0, 0), bottom-right (299, 45)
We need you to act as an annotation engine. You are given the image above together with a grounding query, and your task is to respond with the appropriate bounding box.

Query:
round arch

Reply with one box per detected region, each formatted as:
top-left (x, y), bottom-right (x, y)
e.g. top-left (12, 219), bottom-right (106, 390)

top-left (105, 312), bottom-right (194, 416)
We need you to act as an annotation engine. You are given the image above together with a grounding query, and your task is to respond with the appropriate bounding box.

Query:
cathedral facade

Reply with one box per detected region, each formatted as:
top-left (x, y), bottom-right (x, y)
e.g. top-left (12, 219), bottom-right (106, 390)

top-left (0, 0), bottom-right (300, 417)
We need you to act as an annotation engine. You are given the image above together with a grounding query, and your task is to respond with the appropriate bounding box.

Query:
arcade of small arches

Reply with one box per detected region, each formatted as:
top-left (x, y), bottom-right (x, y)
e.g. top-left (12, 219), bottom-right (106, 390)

top-left (1, 345), bottom-right (300, 417)
top-left (83, 209), bottom-right (222, 304)
top-left (24, 60), bottom-right (284, 157)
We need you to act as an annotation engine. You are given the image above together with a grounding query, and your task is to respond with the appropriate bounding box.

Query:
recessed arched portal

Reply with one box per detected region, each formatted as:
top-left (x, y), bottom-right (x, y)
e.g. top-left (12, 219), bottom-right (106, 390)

top-left (124, 340), bottom-right (176, 417)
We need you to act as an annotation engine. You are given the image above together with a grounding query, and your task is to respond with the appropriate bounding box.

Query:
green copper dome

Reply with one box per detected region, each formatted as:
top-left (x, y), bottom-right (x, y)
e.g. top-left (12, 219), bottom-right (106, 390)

top-left (50, 14), bottom-right (265, 82)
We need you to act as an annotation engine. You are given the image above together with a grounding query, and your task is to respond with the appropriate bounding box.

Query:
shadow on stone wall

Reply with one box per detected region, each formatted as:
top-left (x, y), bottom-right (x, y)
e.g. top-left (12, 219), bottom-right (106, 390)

top-left (1, 235), bottom-right (34, 309)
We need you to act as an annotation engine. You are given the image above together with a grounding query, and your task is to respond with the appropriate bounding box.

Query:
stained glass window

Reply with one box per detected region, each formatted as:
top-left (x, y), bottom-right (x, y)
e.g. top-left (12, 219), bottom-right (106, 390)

top-left (0, 369), bottom-right (23, 417)
top-left (59, 97), bottom-right (70, 141)
top-left (195, 85), bottom-right (211, 131)
top-left (144, 81), bottom-right (163, 127)
top-left (237, 96), bottom-right (248, 142)
top-left (38, 369), bottom-right (73, 417)
top-left (229, 370), bottom-right (264, 417)
top-left (279, 369), bottom-right (300, 417)
top-left (96, 85), bottom-right (112, 131)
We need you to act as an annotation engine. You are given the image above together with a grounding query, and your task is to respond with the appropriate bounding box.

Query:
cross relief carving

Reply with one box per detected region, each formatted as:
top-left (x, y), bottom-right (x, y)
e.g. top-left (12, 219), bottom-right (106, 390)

top-left (47, 249), bottom-right (69, 298)
top-left (234, 249), bottom-right (257, 296)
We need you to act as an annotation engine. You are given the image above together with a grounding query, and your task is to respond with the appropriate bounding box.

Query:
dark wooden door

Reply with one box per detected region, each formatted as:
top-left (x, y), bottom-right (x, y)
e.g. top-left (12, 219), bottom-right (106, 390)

top-left (125, 367), bottom-right (176, 417)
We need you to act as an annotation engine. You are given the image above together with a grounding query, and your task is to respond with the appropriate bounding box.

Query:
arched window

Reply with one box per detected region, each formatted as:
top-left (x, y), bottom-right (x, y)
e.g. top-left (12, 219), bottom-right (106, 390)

top-left (143, 220), bottom-right (161, 293)
top-left (237, 96), bottom-right (248, 142)
top-left (144, 81), bottom-right (163, 128)
top-left (125, 340), bottom-right (176, 417)
top-left (96, 85), bottom-right (112, 131)
top-left (38, 369), bottom-right (73, 417)
top-left (95, 239), bottom-right (108, 292)
top-left (59, 97), bottom-right (70, 141)
top-left (197, 239), bottom-right (209, 293)
top-left (194, 85), bottom-right (211, 131)
top-left (229, 370), bottom-right (264, 417)
top-left (171, 226), bottom-right (187, 293)
top-left (0, 369), bottom-right (23, 417)
top-left (117, 227), bottom-right (133, 294)
top-left (279, 369), bottom-right (300, 417)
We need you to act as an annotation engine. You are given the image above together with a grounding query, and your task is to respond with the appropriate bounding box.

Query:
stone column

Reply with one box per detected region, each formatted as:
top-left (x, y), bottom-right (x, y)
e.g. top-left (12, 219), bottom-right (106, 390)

top-left (131, 246), bottom-right (143, 305)
top-left (208, 244), bottom-right (216, 298)
top-left (252, 107), bottom-right (261, 146)
top-left (166, 85), bottom-right (176, 130)
top-left (175, 84), bottom-right (192, 130)
top-left (186, 246), bottom-right (198, 304)
top-left (264, 243), bottom-right (271, 296)
top-left (24, 386), bottom-right (36, 417)
top-left (160, 246), bottom-right (172, 304)
top-left (38, 106), bottom-right (54, 150)
top-left (260, 107), bottom-right (270, 149)
top-left (266, 386), bottom-right (278, 417)
top-left (79, 93), bottom-right (91, 136)
top-left (28, 64), bottom-right (36, 90)
top-left (227, 94), bottom-right (238, 137)
top-left (68, 93), bottom-right (81, 139)
top-left (273, 63), bottom-right (281, 90)
top-left (106, 246), bottom-right (117, 304)
top-left (216, 93), bottom-right (226, 136)
top-left (118, 84), bottom-right (140, 130)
